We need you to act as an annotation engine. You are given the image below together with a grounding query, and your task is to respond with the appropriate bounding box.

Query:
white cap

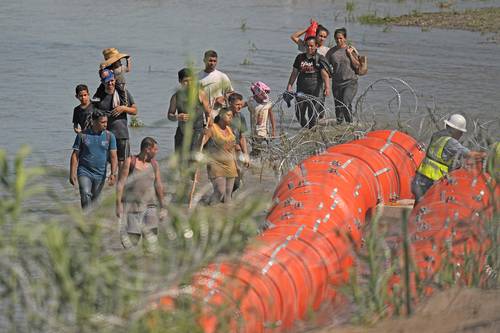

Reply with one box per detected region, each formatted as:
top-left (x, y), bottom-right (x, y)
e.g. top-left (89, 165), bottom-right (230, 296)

top-left (444, 114), bottom-right (467, 133)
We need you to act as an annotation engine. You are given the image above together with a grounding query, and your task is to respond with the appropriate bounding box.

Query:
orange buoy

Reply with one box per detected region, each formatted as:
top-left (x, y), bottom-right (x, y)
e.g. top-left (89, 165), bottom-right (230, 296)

top-left (352, 137), bottom-right (417, 199)
top-left (327, 144), bottom-right (400, 202)
top-left (366, 129), bottom-right (425, 169)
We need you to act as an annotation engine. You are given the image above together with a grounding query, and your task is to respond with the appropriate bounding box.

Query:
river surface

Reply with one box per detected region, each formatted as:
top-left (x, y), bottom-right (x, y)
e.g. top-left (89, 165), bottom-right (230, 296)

top-left (1, 0), bottom-right (499, 170)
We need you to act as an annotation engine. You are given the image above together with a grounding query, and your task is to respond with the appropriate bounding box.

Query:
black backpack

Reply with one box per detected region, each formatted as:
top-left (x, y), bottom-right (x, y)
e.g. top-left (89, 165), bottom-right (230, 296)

top-left (315, 53), bottom-right (334, 77)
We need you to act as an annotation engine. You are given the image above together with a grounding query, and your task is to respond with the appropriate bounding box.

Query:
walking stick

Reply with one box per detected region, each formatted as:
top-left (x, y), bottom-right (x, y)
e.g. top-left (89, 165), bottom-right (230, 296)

top-left (188, 134), bottom-right (207, 209)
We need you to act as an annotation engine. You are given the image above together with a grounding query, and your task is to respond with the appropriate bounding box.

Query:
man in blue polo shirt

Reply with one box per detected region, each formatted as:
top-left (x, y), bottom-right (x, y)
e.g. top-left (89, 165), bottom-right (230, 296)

top-left (70, 110), bottom-right (118, 209)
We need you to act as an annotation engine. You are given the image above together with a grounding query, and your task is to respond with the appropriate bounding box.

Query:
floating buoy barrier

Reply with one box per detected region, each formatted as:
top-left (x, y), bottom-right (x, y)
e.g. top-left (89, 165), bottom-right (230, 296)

top-left (160, 130), bottom-right (431, 332)
top-left (408, 162), bottom-right (499, 287)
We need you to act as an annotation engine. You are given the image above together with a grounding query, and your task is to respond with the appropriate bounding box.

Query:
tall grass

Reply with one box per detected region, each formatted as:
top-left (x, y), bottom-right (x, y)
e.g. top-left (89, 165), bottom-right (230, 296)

top-left (0, 143), bottom-right (264, 332)
top-left (345, 1), bottom-right (356, 22)
top-left (343, 207), bottom-right (405, 324)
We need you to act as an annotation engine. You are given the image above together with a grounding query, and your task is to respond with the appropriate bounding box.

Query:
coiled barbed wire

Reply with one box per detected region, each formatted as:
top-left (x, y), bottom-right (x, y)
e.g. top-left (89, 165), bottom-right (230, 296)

top-left (248, 77), bottom-right (498, 178)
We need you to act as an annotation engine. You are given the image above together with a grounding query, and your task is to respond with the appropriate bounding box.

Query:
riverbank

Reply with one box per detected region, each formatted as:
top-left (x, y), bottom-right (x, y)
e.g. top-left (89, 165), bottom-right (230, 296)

top-left (316, 287), bottom-right (500, 333)
top-left (359, 7), bottom-right (500, 42)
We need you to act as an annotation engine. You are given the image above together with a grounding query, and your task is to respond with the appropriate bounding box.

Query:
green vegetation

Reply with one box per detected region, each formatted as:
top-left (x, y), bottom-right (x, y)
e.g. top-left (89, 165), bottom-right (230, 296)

top-left (0, 145), bottom-right (264, 332)
top-left (357, 13), bottom-right (391, 25)
top-left (344, 207), bottom-right (406, 323)
top-left (241, 57), bottom-right (252, 65)
top-left (357, 7), bottom-right (500, 42)
top-left (241, 40), bottom-right (257, 66)
top-left (343, 174), bottom-right (499, 324)
top-left (130, 115), bottom-right (144, 128)
top-left (346, 1), bottom-right (356, 22)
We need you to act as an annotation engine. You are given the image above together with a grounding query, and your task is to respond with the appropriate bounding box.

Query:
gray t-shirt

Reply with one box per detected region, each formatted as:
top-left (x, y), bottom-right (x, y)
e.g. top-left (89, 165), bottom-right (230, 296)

top-left (231, 112), bottom-right (248, 143)
top-left (326, 45), bottom-right (357, 87)
top-left (94, 89), bottom-right (135, 139)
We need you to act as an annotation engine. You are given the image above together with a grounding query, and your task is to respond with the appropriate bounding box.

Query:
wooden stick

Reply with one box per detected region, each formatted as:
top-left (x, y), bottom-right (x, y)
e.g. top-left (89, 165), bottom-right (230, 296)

top-left (188, 170), bottom-right (199, 209)
top-left (188, 135), bottom-right (207, 209)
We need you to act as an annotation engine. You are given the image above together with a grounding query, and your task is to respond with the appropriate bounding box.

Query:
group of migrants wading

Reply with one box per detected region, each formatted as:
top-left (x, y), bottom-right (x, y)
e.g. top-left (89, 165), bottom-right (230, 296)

top-left (68, 18), bottom-right (498, 331)
top-left (69, 20), bottom-right (372, 247)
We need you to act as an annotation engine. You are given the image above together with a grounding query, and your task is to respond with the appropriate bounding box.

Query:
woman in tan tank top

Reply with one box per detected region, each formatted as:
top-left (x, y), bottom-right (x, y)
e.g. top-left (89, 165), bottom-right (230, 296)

top-left (202, 108), bottom-right (238, 204)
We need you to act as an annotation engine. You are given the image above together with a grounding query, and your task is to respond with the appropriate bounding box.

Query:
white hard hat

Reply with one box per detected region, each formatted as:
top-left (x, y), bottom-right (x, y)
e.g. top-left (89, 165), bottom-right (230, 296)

top-left (444, 114), bottom-right (467, 132)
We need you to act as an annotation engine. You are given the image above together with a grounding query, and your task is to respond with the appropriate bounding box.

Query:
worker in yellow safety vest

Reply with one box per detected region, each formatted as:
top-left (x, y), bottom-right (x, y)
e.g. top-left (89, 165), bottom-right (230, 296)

top-left (411, 114), bottom-right (485, 203)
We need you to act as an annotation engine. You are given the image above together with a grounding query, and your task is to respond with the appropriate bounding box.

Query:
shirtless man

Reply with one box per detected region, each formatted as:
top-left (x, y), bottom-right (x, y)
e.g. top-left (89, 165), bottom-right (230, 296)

top-left (116, 137), bottom-right (166, 248)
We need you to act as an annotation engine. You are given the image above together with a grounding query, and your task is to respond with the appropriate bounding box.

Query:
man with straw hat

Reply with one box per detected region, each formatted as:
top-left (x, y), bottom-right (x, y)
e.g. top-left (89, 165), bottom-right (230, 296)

top-left (93, 69), bottom-right (137, 170)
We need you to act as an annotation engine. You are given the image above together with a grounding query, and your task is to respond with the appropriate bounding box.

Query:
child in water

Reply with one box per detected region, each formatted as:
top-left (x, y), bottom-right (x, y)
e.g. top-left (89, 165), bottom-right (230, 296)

top-left (94, 48), bottom-right (131, 104)
top-left (247, 81), bottom-right (276, 157)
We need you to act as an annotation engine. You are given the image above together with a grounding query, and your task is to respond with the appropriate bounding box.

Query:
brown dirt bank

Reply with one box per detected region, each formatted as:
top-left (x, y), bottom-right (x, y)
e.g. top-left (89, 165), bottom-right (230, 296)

top-left (368, 7), bottom-right (500, 42)
top-left (315, 287), bottom-right (500, 333)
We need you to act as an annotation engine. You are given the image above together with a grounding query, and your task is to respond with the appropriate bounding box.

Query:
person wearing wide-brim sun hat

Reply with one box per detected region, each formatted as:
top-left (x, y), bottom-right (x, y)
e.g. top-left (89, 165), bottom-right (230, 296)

top-left (100, 48), bottom-right (131, 85)
top-left (94, 48), bottom-right (131, 106)
top-left (411, 113), bottom-right (487, 203)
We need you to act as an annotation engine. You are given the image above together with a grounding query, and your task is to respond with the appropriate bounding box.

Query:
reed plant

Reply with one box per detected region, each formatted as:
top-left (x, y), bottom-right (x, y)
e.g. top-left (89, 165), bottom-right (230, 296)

top-left (129, 115), bottom-right (144, 128)
top-left (343, 206), bottom-right (405, 324)
top-left (357, 12), bottom-right (389, 25)
top-left (345, 1), bottom-right (356, 22)
top-left (0, 141), bottom-right (264, 332)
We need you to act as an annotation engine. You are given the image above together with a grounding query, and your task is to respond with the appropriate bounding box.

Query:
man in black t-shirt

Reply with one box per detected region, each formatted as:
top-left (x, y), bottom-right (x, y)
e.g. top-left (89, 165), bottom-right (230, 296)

top-left (93, 69), bottom-right (137, 169)
top-left (287, 36), bottom-right (330, 128)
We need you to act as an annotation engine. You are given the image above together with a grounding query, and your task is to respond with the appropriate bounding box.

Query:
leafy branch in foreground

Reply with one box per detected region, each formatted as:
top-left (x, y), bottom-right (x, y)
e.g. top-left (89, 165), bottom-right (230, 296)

top-left (0, 147), bottom-right (264, 332)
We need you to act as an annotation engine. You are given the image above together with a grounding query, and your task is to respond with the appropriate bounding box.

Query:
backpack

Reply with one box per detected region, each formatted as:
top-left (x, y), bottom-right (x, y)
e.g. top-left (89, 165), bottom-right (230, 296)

top-left (315, 53), bottom-right (334, 77)
top-left (77, 130), bottom-right (112, 161)
top-left (77, 130), bottom-right (112, 150)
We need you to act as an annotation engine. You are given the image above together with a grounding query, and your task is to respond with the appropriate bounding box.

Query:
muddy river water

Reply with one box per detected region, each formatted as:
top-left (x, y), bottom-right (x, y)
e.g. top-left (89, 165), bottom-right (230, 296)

top-left (1, 0), bottom-right (499, 169)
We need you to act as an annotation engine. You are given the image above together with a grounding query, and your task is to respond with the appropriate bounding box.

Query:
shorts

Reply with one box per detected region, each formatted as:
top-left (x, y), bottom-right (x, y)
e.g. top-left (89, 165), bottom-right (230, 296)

top-left (174, 127), bottom-right (204, 153)
top-left (116, 139), bottom-right (131, 161)
top-left (125, 205), bottom-right (158, 235)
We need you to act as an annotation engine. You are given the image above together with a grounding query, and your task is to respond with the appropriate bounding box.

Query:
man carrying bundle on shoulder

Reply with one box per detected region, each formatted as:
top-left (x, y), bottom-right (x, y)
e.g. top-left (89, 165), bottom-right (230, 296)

top-left (93, 69), bottom-right (137, 171)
